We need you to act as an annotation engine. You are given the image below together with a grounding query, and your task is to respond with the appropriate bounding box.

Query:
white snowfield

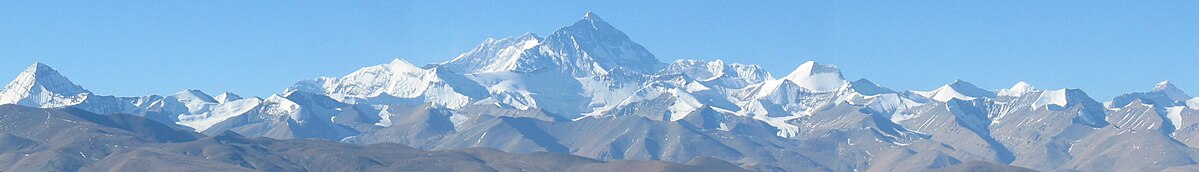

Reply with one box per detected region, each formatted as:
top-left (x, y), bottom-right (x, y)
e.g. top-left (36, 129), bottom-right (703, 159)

top-left (3, 12), bottom-right (1199, 172)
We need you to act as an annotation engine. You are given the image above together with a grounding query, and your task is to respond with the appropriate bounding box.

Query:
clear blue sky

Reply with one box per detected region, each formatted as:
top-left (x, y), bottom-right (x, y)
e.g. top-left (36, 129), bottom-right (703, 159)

top-left (2, 1), bottom-right (1197, 100)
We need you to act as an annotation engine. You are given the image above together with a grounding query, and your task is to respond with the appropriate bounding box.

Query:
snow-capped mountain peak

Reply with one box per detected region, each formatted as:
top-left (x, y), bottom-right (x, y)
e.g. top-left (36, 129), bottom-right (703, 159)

top-left (780, 61), bottom-right (847, 91)
top-left (581, 11), bottom-right (606, 26)
top-left (539, 12), bottom-right (664, 76)
top-left (1152, 80), bottom-right (1191, 101)
top-left (998, 81), bottom-right (1037, 97)
top-left (0, 63), bottom-right (92, 108)
top-left (925, 80), bottom-right (996, 102)
top-left (261, 94), bottom-right (303, 121)
top-left (1010, 81), bottom-right (1035, 92)
top-left (441, 12), bottom-right (662, 76)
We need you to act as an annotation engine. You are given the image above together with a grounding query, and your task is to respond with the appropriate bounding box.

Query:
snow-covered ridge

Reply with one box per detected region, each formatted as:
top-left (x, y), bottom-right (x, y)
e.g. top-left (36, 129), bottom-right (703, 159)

top-left (4, 12), bottom-right (1199, 171)
top-left (291, 59), bottom-right (487, 108)
top-left (441, 33), bottom-right (542, 74)
top-left (660, 59), bottom-right (772, 89)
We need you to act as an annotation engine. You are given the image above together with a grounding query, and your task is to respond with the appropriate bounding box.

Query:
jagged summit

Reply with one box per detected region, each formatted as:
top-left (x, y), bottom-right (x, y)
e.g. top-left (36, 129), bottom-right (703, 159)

top-left (0, 63), bottom-right (91, 108)
top-left (661, 59), bottom-right (772, 88)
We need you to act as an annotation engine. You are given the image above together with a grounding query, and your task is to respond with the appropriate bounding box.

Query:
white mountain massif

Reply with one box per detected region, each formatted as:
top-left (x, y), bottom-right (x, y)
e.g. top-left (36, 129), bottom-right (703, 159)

top-left (3, 12), bottom-right (1199, 171)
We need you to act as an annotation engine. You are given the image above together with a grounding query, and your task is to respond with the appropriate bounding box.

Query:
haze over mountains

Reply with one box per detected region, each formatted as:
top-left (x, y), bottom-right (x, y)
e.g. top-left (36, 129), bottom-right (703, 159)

top-left (2, 12), bottom-right (1197, 171)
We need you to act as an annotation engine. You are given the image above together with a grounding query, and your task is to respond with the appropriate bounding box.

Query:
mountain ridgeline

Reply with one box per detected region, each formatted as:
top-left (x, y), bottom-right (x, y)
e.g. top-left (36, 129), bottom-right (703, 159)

top-left (3, 12), bottom-right (1197, 171)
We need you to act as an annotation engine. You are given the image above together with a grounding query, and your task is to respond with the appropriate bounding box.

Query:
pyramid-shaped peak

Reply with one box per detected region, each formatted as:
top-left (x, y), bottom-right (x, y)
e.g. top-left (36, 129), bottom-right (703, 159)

top-left (779, 61), bottom-right (845, 91)
top-left (536, 11), bottom-right (662, 76)
top-left (1154, 80), bottom-right (1180, 91)
top-left (929, 80), bottom-right (995, 101)
top-left (29, 62), bottom-right (53, 71)
top-left (23, 62), bottom-right (65, 78)
top-left (558, 12), bottom-right (623, 35)
top-left (6, 63), bottom-right (87, 94)
top-left (782, 61), bottom-right (842, 81)
top-left (945, 80), bottom-right (990, 91)
top-left (944, 80), bottom-right (991, 93)
top-left (948, 79), bottom-right (975, 87)
top-left (1151, 80), bottom-right (1190, 101)
top-left (0, 62), bottom-right (91, 107)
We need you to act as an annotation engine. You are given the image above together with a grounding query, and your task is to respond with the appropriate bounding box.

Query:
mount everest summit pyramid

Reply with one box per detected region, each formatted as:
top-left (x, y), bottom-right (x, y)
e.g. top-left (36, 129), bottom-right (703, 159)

top-left (2, 12), bottom-right (1199, 172)
top-left (442, 12), bottom-right (664, 76)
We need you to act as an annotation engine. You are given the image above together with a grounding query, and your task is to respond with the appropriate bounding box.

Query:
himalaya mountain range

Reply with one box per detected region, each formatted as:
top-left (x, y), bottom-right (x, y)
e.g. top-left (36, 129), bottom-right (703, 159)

top-left (2, 12), bottom-right (1195, 171)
